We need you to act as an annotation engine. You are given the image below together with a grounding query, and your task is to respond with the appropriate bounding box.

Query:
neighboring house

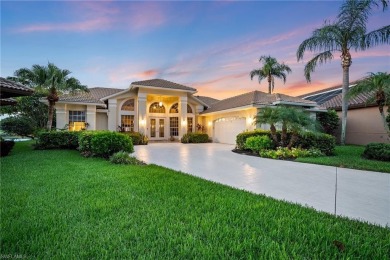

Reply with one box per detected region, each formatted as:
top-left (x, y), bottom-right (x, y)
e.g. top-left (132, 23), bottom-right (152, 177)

top-left (56, 79), bottom-right (320, 144)
top-left (0, 77), bottom-right (34, 106)
top-left (301, 85), bottom-right (389, 145)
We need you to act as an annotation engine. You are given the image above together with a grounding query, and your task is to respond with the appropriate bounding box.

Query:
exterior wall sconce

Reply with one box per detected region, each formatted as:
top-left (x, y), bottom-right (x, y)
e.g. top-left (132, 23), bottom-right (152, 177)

top-left (140, 119), bottom-right (146, 126)
top-left (208, 121), bottom-right (212, 127)
top-left (182, 119), bottom-right (187, 126)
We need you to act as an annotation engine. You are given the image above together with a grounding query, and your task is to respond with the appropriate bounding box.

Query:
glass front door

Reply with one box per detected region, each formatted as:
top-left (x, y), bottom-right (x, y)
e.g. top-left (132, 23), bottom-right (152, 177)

top-left (150, 118), bottom-right (165, 140)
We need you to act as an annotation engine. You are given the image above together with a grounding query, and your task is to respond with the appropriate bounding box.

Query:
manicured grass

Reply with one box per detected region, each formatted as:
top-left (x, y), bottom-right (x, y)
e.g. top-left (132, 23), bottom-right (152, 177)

top-left (296, 145), bottom-right (390, 173)
top-left (1, 142), bottom-right (389, 258)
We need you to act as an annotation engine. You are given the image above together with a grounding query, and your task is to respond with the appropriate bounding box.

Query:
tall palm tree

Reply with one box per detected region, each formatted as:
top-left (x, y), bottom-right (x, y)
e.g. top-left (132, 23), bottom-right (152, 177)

top-left (296, 0), bottom-right (389, 145)
top-left (250, 56), bottom-right (292, 94)
top-left (14, 62), bottom-right (88, 130)
top-left (348, 72), bottom-right (390, 132)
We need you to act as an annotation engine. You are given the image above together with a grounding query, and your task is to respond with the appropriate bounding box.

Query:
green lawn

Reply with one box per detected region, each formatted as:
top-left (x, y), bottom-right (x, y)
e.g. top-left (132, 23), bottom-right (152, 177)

top-left (1, 142), bottom-right (389, 258)
top-left (296, 145), bottom-right (390, 173)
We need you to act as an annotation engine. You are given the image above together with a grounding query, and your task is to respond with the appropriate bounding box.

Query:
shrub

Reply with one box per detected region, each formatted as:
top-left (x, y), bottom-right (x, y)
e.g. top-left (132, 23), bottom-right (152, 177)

top-left (79, 131), bottom-right (134, 158)
top-left (109, 151), bottom-right (144, 165)
top-left (0, 138), bottom-right (15, 157)
top-left (123, 132), bottom-right (141, 145)
top-left (236, 130), bottom-right (335, 155)
top-left (0, 116), bottom-right (37, 138)
top-left (317, 109), bottom-right (339, 135)
top-left (244, 135), bottom-right (273, 153)
top-left (35, 131), bottom-right (80, 150)
top-left (363, 143), bottom-right (390, 161)
top-left (259, 147), bottom-right (323, 160)
top-left (181, 133), bottom-right (210, 143)
top-left (295, 132), bottom-right (336, 156)
top-left (236, 129), bottom-right (275, 150)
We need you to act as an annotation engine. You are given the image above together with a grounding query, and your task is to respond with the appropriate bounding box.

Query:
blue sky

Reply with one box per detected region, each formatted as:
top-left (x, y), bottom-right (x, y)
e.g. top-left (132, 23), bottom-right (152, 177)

top-left (1, 1), bottom-right (389, 99)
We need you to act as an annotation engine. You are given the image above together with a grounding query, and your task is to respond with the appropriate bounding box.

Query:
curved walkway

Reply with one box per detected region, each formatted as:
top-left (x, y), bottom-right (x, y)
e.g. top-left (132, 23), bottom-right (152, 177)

top-left (134, 143), bottom-right (390, 228)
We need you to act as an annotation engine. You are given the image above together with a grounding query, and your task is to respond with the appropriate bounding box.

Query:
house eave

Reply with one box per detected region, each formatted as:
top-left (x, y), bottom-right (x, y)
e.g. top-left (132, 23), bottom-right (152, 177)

top-left (200, 105), bottom-right (255, 116)
top-left (100, 88), bottom-right (130, 101)
top-left (54, 101), bottom-right (106, 108)
top-left (272, 101), bottom-right (317, 107)
top-left (131, 84), bottom-right (197, 94)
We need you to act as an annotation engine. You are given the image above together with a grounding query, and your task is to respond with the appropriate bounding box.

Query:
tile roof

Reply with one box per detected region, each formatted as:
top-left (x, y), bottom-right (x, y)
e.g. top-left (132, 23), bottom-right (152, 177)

top-left (0, 77), bottom-right (34, 98)
top-left (298, 81), bottom-right (360, 105)
top-left (201, 91), bottom-right (316, 114)
top-left (322, 91), bottom-right (375, 110)
top-left (59, 87), bottom-right (124, 105)
top-left (195, 96), bottom-right (220, 106)
top-left (132, 79), bottom-right (196, 92)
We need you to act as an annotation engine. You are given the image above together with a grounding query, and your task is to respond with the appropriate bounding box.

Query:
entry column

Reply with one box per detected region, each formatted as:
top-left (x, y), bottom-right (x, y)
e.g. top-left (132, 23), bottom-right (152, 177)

top-left (138, 93), bottom-right (147, 134)
top-left (179, 95), bottom-right (187, 138)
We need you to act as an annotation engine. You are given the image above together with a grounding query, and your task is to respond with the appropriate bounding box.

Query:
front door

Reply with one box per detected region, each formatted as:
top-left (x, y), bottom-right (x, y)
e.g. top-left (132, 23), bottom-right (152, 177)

top-left (150, 118), bottom-right (165, 140)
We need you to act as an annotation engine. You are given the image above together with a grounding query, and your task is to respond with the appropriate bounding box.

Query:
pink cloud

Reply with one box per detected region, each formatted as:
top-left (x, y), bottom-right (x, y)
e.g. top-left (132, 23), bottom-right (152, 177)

top-left (17, 18), bottom-right (112, 33)
top-left (15, 1), bottom-right (168, 33)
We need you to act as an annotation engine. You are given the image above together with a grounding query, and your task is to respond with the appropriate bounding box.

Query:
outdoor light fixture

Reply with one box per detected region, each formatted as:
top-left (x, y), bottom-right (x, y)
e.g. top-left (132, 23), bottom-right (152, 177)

top-left (159, 96), bottom-right (163, 107)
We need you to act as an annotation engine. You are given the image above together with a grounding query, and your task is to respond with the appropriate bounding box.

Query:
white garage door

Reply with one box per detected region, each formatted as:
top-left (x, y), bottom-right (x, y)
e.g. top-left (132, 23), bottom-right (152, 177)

top-left (214, 117), bottom-right (246, 144)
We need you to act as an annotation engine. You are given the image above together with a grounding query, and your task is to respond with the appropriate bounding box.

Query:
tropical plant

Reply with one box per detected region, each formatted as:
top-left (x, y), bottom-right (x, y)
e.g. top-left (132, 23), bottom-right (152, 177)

top-left (254, 107), bottom-right (280, 144)
top-left (0, 116), bottom-right (37, 138)
top-left (0, 92), bottom-right (50, 130)
top-left (317, 109), bottom-right (340, 135)
top-left (347, 72), bottom-right (390, 132)
top-left (250, 56), bottom-right (292, 94)
top-left (12, 63), bottom-right (88, 130)
top-left (280, 108), bottom-right (318, 149)
top-left (296, 0), bottom-right (390, 145)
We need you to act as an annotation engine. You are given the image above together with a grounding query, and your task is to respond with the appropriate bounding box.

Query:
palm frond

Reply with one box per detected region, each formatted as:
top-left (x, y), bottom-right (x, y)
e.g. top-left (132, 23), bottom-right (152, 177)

top-left (297, 24), bottom-right (341, 61)
top-left (304, 51), bottom-right (333, 82)
top-left (362, 25), bottom-right (390, 48)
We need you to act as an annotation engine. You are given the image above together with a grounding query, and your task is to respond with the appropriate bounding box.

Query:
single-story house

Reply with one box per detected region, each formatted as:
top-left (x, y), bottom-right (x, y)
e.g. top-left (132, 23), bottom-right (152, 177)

top-left (301, 84), bottom-right (389, 145)
top-left (0, 77), bottom-right (34, 106)
top-left (56, 79), bottom-right (321, 144)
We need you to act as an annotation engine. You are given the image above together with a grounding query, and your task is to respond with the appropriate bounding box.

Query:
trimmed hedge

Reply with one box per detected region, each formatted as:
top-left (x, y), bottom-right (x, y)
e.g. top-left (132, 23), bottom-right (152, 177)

top-left (181, 133), bottom-right (210, 143)
top-left (236, 130), bottom-right (335, 155)
top-left (0, 139), bottom-right (15, 157)
top-left (363, 143), bottom-right (390, 161)
top-left (79, 131), bottom-right (133, 158)
top-left (35, 131), bottom-right (80, 150)
top-left (245, 135), bottom-right (273, 153)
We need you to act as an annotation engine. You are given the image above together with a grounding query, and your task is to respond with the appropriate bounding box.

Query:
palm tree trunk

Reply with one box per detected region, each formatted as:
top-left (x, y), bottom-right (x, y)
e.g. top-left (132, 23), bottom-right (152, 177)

top-left (47, 101), bottom-right (55, 130)
top-left (267, 74), bottom-right (272, 94)
top-left (340, 66), bottom-right (349, 145)
top-left (281, 122), bottom-right (287, 147)
top-left (287, 133), bottom-right (298, 149)
top-left (269, 124), bottom-right (279, 145)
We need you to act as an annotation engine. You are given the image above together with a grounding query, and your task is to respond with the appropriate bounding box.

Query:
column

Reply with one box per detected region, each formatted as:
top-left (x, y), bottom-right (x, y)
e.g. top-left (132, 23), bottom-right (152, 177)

top-left (138, 93), bottom-right (147, 134)
top-left (55, 103), bottom-right (67, 130)
top-left (179, 95), bottom-right (187, 137)
top-left (86, 105), bottom-right (96, 130)
top-left (107, 99), bottom-right (117, 131)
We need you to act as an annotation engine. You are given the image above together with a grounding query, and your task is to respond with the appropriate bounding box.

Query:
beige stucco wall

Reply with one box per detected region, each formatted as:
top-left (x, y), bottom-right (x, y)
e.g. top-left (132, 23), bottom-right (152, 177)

top-left (96, 112), bottom-right (108, 130)
top-left (200, 107), bottom-right (258, 138)
top-left (55, 103), bottom-right (88, 130)
top-left (336, 106), bottom-right (389, 145)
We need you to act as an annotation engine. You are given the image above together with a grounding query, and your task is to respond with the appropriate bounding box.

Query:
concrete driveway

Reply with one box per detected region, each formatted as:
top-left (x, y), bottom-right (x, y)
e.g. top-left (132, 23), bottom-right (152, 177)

top-left (134, 143), bottom-right (390, 228)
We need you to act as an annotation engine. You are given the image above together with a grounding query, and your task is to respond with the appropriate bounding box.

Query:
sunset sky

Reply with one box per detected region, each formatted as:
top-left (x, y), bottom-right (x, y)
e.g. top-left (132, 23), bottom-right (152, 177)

top-left (1, 1), bottom-right (389, 99)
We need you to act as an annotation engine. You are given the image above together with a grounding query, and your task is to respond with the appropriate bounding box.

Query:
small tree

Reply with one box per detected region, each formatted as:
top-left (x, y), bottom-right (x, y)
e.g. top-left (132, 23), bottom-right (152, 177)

top-left (317, 110), bottom-right (340, 135)
top-left (0, 116), bottom-right (37, 138)
top-left (254, 107), bottom-right (280, 144)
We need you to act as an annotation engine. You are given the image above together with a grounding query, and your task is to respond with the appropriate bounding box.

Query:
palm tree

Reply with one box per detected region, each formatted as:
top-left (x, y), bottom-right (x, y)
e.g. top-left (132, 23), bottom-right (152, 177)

top-left (281, 108), bottom-right (317, 149)
top-left (296, 0), bottom-right (389, 145)
top-left (250, 56), bottom-right (292, 94)
top-left (13, 62), bottom-right (88, 130)
top-left (254, 107), bottom-right (280, 144)
top-left (348, 72), bottom-right (390, 132)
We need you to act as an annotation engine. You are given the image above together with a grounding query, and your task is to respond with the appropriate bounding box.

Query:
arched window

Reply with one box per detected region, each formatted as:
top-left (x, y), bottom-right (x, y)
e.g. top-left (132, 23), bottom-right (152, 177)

top-left (170, 103), bottom-right (179, 113)
top-left (149, 102), bottom-right (166, 113)
top-left (187, 104), bottom-right (193, 114)
top-left (121, 99), bottom-right (134, 111)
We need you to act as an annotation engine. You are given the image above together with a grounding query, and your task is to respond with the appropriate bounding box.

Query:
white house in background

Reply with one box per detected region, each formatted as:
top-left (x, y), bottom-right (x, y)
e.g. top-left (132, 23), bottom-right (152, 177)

top-left (55, 79), bottom-right (320, 144)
